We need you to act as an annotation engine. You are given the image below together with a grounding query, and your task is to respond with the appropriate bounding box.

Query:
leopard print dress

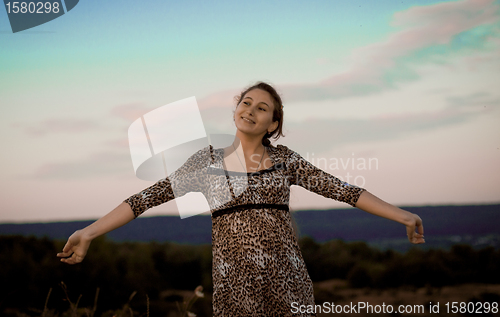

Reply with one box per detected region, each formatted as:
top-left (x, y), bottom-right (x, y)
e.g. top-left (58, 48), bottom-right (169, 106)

top-left (124, 143), bottom-right (366, 316)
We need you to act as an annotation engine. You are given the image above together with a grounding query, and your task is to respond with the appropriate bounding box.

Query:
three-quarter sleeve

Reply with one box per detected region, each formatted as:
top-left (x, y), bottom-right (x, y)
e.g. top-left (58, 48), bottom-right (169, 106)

top-left (279, 144), bottom-right (366, 207)
top-left (123, 146), bottom-right (211, 218)
top-left (124, 178), bottom-right (176, 218)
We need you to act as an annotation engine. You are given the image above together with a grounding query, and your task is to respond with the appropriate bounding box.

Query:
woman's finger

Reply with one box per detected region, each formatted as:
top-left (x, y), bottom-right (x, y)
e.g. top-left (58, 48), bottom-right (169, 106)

top-left (408, 233), bottom-right (425, 244)
top-left (61, 253), bottom-right (81, 265)
top-left (405, 214), bottom-right (425, 244)
top-left (406, 228), bottom-right (425, 244)
top-left (417, 223), bottom-right (424, 235)
top-left (57, 242), bottom-right (74, 258)
top-left (74, 254), bottom-right (84, 263)
top-left (60, 240), bottom-right (74, 254)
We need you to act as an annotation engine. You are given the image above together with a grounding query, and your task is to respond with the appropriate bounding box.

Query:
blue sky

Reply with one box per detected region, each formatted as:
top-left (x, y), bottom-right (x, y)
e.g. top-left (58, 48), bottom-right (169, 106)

top-left (0, 0), bottom-right (499, 222)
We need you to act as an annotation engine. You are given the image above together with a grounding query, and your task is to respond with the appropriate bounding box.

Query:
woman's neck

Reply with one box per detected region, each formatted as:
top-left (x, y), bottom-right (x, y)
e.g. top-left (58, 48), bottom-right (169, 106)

top-left (233, 130), bottom-right (266, 155)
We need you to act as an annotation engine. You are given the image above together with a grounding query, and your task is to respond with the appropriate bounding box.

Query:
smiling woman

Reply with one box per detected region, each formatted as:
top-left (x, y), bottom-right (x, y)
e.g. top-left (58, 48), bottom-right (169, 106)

top-left (57, 81), bottom-right (424, 317)
top-left (233, 82), bottom-right (285, 147)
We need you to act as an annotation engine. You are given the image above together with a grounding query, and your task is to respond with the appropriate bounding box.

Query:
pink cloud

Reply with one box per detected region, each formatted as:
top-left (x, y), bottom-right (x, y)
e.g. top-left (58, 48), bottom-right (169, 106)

top-left (25, 149), bottom-right (131, 180)
top-left (109, 102), bottom-right (154, 121)
top-left (12, 118), bottom-right (99, 136)
top-left (392, 0), bottom-right (498, 28)
top-left (315, 0), bottom-right (500, 95)
top-left (462, 37), bottom-right (500, 71)
top-left (197, 0), bottom-right (500, 108)
top-left (364, 0), bottom-right (499, 56)
top-left (279, 93), bottom-right (496, 156)
top-left (197, 87), bottom-right (243, 111)
top-left (103, 137), bottom-right (130, 149)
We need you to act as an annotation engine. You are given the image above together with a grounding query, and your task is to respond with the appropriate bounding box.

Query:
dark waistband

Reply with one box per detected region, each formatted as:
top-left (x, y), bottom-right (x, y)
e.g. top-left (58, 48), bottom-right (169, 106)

top-left (212, 203), bottom-right (289, 218)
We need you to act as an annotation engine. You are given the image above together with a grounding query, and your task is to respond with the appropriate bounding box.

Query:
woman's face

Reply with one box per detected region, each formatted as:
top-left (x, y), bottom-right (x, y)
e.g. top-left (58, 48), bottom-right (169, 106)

top-left (234, 88), bottom-right (279, 139)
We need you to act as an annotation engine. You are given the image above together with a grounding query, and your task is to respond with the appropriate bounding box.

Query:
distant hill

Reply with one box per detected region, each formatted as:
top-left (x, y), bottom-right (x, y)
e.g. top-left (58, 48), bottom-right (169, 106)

top-left (1, 204), bottom-right (499, 252)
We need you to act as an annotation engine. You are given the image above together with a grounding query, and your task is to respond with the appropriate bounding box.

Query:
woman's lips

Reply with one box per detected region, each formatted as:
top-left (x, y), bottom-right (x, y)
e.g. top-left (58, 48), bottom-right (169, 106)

top-left (242, 117), bottom-right (255, 124)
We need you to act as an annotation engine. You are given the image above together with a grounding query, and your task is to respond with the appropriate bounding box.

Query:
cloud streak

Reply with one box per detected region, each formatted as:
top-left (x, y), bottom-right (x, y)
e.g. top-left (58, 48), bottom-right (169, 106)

top-left (12, 118), bottom-right (100, 136)
top-left (23, 88), bottom-right (497, 180)
top-left (109, 102), bottom-right (155, 122)
top-left (198, 0), bottom-right (500, 108)
top-left (17, 0), bottom-right (500, 180)
top-left (281, 93), bottom-right (497, 155)
top-left (25, 149), bottom-right (132, 180)
top-left (284, 0), bottom-right (500, 102)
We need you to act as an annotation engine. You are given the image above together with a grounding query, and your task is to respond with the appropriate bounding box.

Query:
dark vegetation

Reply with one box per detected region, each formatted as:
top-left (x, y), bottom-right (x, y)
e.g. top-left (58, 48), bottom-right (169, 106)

top-left (299, 236), bottom-right (500, 288)
top-left (2, 204), bottom-right (499, 253)
top-left (1, 235), bottom-right (499, 316)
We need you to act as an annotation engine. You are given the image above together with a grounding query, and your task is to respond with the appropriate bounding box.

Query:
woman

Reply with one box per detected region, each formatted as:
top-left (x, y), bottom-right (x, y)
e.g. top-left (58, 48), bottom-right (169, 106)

top-left (57, 81), bottom-right (424, 316)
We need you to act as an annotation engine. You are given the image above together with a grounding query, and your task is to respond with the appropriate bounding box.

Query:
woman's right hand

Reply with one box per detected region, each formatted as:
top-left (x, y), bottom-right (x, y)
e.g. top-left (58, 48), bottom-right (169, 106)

top-left (405, 213), bottom-right (425, 244)
top-left (56, 229), bottom-right (91, 265)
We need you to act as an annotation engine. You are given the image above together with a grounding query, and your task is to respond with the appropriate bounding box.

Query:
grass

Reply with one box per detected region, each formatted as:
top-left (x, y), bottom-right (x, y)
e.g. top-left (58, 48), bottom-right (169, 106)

top-left (24, 282), bottom-right (204, 317)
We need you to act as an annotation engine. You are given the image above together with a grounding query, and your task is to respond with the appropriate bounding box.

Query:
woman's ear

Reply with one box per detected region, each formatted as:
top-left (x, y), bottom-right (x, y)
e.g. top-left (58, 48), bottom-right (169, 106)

top-left (268, 120), bottom-right (279, 133)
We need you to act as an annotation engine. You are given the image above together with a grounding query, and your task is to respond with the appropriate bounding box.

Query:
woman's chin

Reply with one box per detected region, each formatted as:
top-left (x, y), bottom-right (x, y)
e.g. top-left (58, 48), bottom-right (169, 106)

top-left (235, 122), bottom-right (254, 132)
top-left (236, 127), bottom-right (263, 138)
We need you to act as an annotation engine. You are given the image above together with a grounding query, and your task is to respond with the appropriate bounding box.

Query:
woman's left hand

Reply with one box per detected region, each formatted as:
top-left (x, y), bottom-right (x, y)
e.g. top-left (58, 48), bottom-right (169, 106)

top-left (405, 213), bottom-right (425, 244)
top-left (354, 191), bottom-right (425, 244)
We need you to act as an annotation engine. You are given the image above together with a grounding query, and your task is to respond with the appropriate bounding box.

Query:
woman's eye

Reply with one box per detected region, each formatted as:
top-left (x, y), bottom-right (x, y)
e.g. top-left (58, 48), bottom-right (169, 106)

top-left (243, 102), bottom-right (250, 106)
top-left (259, 107), bottom-right (265, 111)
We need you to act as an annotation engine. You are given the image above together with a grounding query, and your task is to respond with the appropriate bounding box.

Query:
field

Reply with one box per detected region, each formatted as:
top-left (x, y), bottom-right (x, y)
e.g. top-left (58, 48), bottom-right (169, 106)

top-left (314, 280), bottom-right (500, 316)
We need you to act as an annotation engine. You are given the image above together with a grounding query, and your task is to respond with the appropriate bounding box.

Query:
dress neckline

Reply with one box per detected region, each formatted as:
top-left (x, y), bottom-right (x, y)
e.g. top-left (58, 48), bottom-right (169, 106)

top-left (209, 144), bottom-right (279, 176)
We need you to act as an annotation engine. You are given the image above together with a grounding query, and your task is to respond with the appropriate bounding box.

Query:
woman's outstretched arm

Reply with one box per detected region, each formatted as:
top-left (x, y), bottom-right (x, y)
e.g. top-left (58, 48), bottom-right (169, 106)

top-left (355, 191), bottom-right (425, 244)
top-left (56, 146), bottom-right (212, 265)
top-left (56, 202), bottom-right (135, 264)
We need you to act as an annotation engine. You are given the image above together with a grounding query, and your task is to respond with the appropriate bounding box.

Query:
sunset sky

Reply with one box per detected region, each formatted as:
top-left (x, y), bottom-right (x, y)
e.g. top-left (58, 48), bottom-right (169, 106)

top-left (1, 0), bottom-right (499, 223)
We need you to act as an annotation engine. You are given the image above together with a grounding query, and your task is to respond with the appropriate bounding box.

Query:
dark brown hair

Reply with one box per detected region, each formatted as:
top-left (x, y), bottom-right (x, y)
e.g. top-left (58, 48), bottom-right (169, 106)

top-left (234, 81), bottom-right (285, 146)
